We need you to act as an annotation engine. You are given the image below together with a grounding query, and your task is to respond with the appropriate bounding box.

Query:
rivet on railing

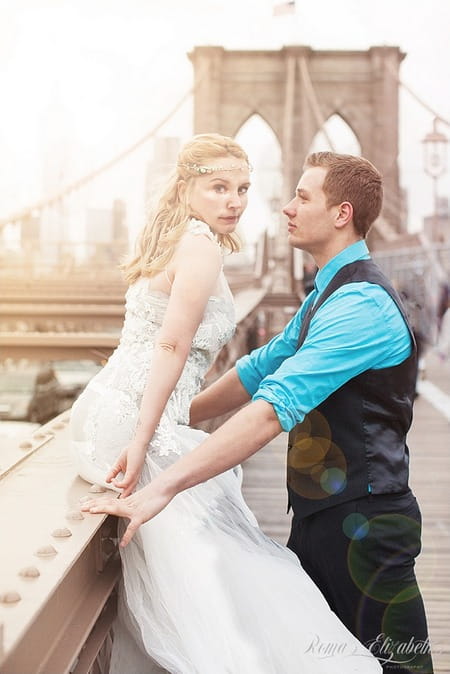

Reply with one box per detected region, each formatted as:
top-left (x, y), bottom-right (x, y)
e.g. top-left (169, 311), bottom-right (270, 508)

top-left (19, 566), bottom-right (40, 578)
top-left (89, 484), bottom-right (107, 493)
top-left (52, 528), bottom-right (72, 538)
top-left (51, 422), bottom-right (65, 431)
top-left (66, 510), bottom-right (84, 521)
top-left (33, 432), bottom-right (48, 440)
top-left (19, 441), bottom-right (33, 450)
top-left (0, 591), bottom-right (21, 604)
top-left (35, 545), bottom-right (58, 558)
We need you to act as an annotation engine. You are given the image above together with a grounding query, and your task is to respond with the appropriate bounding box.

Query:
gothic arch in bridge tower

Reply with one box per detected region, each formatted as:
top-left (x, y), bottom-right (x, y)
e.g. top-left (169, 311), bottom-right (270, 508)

top-left (234, 113), bottom-right (281, 155)
top-left (234, 113), bottom-right (282, 200)
top-left (309, 113), bottom-right (361, 156)
top-left (233, 110), bottom-right (279, 144)
top-left (189, 44), bottom-right (405, 237)
top-left (235, 114), bottom-right (282, 244)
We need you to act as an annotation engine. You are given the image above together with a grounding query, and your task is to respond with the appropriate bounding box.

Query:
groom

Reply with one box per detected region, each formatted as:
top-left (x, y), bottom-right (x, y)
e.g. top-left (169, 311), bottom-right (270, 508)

top-left (188, 152), bottom-right (433, 673)
top-left (100, 152), bottom-right (434, 672)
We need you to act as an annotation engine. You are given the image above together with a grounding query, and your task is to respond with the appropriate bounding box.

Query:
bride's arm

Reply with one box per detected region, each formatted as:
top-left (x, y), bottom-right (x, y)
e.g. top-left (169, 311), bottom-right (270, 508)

top-left (109, 233), bottom-right (222, 496)
top-left (133, 234), bottom-right (222, 446)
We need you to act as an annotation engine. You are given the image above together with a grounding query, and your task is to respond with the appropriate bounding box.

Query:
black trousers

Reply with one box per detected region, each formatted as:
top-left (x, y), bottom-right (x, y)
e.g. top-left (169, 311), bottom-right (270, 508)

top-left (287, 491), bottom-right (434, 673)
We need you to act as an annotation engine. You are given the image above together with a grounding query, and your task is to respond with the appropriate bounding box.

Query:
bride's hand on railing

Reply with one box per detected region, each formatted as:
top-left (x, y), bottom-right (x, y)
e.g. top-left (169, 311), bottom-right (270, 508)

top-left (80, 480), bottom-right (173, 547)
top-left (106, 440), bottom-right (148, 498)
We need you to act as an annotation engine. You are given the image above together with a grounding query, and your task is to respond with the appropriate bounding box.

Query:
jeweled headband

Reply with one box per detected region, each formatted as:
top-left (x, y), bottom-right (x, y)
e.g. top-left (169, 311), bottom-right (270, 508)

top-left (178, 162), bottom-right (253, 175)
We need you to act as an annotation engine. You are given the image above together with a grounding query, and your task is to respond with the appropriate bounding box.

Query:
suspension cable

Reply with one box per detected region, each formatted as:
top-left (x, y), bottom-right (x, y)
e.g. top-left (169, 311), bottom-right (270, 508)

top-left (298, 56), bottom-right (337, 151)
top-left (0, 76), bottom-right (203, 227)
top-left (386, 61), bottom-right (450, 127)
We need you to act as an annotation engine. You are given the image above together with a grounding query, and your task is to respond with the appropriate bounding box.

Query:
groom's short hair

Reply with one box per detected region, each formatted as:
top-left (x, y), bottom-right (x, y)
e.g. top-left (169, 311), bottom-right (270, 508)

top-left (304, 152), bottom-right (383, 238)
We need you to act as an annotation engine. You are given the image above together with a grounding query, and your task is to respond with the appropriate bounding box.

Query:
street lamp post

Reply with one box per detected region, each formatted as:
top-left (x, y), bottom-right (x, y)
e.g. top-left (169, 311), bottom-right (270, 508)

top-left (422, 117), bottom-right (448, 242)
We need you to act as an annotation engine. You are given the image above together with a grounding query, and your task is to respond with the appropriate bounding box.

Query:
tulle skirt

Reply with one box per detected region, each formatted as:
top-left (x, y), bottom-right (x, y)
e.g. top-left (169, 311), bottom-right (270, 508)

top-left (71, 417), bottom-right (381, 674)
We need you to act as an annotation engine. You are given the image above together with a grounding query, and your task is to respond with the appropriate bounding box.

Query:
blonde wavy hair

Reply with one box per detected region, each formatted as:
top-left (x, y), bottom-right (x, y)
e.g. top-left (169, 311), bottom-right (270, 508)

top-left (122, 133), bottom-right (250, 285)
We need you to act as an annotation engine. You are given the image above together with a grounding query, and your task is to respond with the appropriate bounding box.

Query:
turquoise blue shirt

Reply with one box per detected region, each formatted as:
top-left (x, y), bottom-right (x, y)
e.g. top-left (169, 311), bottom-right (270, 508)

top-left (236, 240), bottom-right (412, 432)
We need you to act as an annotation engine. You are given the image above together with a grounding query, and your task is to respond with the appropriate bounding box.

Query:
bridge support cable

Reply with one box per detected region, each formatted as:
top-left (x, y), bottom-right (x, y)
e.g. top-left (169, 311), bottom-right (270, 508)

top-left (282, 53), bottom-right (296, 199)
top-left (0, 66), bottom-right (207, 230)
top-left (384, 62), bottom-right (450, 259)
top-left (385, 61), bottom-right (450, 128)
top-left (298, 56), bottom-right (404, 242)
top-left (298, 56), bottom-right (337, 152)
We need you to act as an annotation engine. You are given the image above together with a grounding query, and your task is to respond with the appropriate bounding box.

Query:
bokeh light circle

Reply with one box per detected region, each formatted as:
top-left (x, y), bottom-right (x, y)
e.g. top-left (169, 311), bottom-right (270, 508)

top-left (320, 468), bottom-right (347, 495)
top-left (342, 512), bottom-right (370, 540)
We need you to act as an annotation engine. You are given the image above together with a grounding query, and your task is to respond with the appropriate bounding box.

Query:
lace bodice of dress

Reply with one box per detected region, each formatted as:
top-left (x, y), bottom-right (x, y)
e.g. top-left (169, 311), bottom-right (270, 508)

top-left (93, 219), bottom-right (235, 435)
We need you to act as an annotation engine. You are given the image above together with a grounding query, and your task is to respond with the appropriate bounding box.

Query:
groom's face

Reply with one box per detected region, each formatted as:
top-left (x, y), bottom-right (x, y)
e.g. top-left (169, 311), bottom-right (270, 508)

top-left (282, 167), bottom-right (339, 260)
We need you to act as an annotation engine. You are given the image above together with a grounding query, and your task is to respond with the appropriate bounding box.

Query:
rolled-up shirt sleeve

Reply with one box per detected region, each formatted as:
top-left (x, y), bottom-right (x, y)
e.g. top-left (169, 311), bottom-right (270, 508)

top-left (236, 302), bottom-right (308, 396)
top-left (250, 283), bottom-right (412, 432)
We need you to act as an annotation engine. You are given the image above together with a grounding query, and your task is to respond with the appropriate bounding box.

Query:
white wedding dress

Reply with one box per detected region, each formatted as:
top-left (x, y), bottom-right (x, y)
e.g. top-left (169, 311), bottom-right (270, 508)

top-left (70, 220), bottom-right (381, 674)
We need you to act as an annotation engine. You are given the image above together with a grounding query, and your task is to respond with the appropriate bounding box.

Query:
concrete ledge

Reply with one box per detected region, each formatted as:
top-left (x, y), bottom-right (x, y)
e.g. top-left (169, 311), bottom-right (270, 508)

top-left (0, 413), bottom-right (119, 673)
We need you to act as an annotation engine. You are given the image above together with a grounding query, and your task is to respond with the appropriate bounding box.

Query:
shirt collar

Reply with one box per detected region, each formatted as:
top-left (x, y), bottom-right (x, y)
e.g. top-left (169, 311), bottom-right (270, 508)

top-left (314, 240), bottom-right (370, 295)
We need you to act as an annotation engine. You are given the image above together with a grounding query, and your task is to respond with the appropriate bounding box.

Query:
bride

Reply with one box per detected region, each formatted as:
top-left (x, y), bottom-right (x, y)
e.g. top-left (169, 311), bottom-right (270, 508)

top-left (72, 133), bottom-right (381, 673)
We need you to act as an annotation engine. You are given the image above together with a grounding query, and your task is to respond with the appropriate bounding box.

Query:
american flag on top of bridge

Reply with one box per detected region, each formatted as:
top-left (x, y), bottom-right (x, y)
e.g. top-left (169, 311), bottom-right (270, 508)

top-left (273, 0), bottom-right (296, 15)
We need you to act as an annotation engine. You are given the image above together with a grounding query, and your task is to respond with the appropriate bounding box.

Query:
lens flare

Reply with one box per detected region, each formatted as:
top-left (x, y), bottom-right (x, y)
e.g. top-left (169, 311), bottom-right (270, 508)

top-left (342, 512), bottom-right (369, 540)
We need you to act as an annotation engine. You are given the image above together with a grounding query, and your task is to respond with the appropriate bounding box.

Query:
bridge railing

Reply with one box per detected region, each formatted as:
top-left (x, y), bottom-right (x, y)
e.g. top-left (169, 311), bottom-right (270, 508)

top-left (0, 409), bottom-right (120, 674)
top-left (0, 232), bottom-right (270, 360)
top-left (372, 241), bottom-right (450, 345)
top-left (0, 279), bottom-right (270, 674)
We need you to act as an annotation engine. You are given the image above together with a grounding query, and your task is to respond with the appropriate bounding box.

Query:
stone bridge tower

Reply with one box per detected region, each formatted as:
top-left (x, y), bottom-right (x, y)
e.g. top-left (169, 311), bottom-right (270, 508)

top-left (189, 45), bottom-right (405, 292)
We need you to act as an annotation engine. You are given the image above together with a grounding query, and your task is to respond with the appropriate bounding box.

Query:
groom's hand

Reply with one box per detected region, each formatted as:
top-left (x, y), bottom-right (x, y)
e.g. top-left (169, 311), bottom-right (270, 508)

top-left (80, 480), bottom-right (174, 547)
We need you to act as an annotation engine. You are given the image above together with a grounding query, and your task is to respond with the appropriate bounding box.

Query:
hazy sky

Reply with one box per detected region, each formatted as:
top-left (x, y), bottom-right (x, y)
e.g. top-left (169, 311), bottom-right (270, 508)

top-left (1, 0), bottom-right (449, 240)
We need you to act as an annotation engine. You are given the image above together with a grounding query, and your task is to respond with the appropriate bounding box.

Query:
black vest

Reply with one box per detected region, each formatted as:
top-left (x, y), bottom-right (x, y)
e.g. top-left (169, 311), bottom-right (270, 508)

top-left (287, 259), bottom-right (417, 519)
